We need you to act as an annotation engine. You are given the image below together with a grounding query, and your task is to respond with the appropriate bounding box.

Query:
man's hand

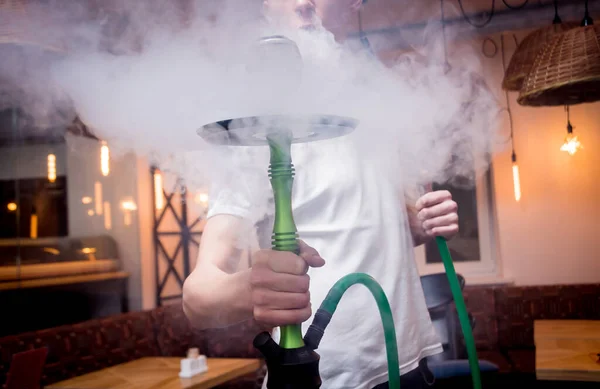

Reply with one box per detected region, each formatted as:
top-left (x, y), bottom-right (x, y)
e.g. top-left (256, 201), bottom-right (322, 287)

top-left (250, 240), bottom-right (325, 327)
top-left (412, 190), bottom-right (459, 245)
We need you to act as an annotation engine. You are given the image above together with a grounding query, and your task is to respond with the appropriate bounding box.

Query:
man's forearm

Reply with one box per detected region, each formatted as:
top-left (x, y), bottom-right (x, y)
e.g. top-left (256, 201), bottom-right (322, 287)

top-left (411, 223), bottom-right (431, 247)
top-left (407, 204), bottom-right (431, 247)
top-left (183, 268), bottom-right (253, 329)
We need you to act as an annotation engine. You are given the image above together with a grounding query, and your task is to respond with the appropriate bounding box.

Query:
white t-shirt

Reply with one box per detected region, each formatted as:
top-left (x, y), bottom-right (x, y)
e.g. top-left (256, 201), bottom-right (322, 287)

top-left (207, 135), bottom-right (442, 389)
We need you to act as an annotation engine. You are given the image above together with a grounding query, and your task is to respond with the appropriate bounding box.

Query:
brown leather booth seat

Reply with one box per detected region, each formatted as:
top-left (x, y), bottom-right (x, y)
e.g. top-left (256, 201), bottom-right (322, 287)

top-left (1, 283), bottom-right (599, 388)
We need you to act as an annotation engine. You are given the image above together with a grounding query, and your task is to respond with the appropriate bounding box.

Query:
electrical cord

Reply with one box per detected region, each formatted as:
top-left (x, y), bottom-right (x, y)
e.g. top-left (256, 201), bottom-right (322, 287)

top-left (481, 33), bottom-right (518, 147)
top-left (552, 0), bottom-right (562, 24)
top-left (501, 0), bottom-right (529, 10)
top-left (458, 0), bottom-right (529, 28)
top-left (481, 37), bottom-right (498, 58)
top-left (581, 0), bottom-right (593, 26)
top-left (457, 0), bottom-right (495, 28)
top-left (500, 34), bottom-right (518, 163)
top-left (440, 0), bottom-right (450, 68)
top-left (357, 6), bottom-right (375, 56)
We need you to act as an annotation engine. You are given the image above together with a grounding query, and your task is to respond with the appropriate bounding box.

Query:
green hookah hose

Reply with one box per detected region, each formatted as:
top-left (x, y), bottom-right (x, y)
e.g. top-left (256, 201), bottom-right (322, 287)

top-left (319, 273), bottom-right (401, 389)
top-left (435, 236), bottom-right (482, 389)
top-left (266, 130), bottom-right (482, 389)
top-left (313, 240), bottom-right (483, 389)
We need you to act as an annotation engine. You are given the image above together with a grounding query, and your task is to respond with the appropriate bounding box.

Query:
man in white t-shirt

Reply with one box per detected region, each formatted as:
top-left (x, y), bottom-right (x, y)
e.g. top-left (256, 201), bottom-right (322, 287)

top-left (183, 1), bottom-right (460, 388)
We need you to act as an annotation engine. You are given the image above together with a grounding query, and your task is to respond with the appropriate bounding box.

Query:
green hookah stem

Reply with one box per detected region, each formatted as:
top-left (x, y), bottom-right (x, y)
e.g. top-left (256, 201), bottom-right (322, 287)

top-left (267, 132), bottom-right (304, 349)
top-left (320, 273), bottom-right (401, 389)
top-left (435, 236), bottom-right (482, 389)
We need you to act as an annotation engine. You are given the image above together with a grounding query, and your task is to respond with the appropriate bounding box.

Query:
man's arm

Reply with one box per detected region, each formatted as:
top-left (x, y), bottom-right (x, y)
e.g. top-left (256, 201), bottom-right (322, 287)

top-left (182, 214), bottom-right (254, 329)
top-left (183, 214), bottom-right (325, 330)
top-left (407, 204), bottom-right (430, 247)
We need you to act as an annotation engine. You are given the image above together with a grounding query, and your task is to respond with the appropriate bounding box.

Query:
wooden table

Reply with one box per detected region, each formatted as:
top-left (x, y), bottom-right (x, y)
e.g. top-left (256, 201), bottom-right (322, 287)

top-left (47, 357), bottom-right (261, 389)
top-left (534, 320), bottom-right (600, 382)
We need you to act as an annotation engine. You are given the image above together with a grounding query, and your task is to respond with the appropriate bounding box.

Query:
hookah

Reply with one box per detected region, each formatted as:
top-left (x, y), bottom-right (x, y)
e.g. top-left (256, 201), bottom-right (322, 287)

top-left (199, 36), bottom-right (482, 389)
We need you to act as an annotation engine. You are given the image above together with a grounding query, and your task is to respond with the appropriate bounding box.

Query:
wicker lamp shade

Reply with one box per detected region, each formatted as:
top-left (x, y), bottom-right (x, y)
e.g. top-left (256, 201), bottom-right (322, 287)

top-left (502, 22), bottom-right (578, 91)
top-left (0, 0), bottom-right (65, 53)
top-left (518, 24), bottom-right (600, 106)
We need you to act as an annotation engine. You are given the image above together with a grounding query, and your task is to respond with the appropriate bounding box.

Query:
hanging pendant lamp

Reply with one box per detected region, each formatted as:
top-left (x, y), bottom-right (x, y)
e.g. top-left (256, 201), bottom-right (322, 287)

top-left (502, 1), bottom-right (577, 91)
top-left (518, 1), bottom-right (600, 106)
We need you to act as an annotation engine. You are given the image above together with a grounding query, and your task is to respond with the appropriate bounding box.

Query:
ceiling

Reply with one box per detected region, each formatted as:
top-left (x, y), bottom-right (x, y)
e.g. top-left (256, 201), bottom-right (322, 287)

top-left (5, 1), bottom-right (597, 53)
top-left (1, 0), bottom-right (598, 144)
top-left (356, 0), bottom-right (600, 52)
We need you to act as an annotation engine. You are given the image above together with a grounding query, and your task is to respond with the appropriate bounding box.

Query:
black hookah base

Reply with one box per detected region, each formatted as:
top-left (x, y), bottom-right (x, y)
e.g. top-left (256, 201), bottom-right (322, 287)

top-left (253, 332), bottom-right (322, 389)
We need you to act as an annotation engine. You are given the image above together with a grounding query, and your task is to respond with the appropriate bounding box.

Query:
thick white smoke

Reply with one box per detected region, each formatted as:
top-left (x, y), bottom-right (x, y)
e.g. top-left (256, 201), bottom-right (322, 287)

top-left (1, 0), bottom-right (503, 228)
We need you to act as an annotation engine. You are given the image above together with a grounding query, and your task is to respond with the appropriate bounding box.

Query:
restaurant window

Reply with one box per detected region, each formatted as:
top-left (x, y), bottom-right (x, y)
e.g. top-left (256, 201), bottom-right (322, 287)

top-left (415, 167), bottom-right (499, 280)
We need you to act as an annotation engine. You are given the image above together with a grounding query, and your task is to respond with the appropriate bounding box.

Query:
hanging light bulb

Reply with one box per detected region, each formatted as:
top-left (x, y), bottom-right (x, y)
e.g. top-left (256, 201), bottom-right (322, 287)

top-left (100, 141), bottom-right (110, 176)
top-left (512, 152), bottom-right (521, 202)
top-left (560, 124), bottom-right (583, 156)
top-left (560, 106), bottom-right (583, 156)
top-left (501, 34), bottom-right (522, 203)
top-left (47, 154), bottom-right (56, 183)
top-left (154, 170), bottom-right (164, 210)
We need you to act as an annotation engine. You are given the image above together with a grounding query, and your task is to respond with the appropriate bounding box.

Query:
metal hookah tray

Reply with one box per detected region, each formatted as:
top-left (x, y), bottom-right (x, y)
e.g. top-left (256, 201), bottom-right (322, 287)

top-left (198, 114), bottom-right (358, 146)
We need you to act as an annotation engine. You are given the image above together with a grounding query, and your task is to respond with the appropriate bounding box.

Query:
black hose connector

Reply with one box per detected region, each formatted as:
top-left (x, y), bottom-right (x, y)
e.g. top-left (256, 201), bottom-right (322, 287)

top-left (253, 332), bottom-right (282, 361)
top-left (253, 332), bottom-right (322, 389)
top-left (303, 309), bottom-right (332, 351)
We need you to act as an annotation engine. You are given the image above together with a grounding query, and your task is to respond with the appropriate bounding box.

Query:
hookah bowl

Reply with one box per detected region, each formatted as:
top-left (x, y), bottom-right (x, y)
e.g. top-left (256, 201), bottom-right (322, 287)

top-left (199, 113), bottom-right (358, 388)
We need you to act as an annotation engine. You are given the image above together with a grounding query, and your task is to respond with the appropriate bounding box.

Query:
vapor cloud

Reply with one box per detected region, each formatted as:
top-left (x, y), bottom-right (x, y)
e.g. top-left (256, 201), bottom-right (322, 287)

top-left (1, 0), bottom-right (504, 226)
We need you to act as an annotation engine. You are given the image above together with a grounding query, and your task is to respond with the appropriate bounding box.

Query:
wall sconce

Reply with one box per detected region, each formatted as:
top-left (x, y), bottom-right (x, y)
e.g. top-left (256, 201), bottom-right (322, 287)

top-left (194, 192), bottom-right (209, 206)
top-left (194, 192), bottom-right (209, 215)
top-left (103, 201), bottom-right (112, 230)
top-left (121, 199), bottom-right (137, 226)
top-left (101, 141), bottom-right (110, 176)
top-left (154, 171), bottom-right (164, 211)
top-left (95, 182), bottom-right (103, 215)
top-left (47, 154), bottom-right (56, 183)
top-left (30, 207), bottom-right (38, 239)
top-left (7, 202), bottom-right (17, 212)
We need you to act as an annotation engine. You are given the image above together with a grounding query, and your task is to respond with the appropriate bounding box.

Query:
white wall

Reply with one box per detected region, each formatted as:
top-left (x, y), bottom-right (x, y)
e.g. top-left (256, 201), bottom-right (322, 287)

top-left (481, 32), bottom-right (600, 286)
top-left (0, 144), bottom-right (67, 180)
top-left (385, 29), bottom-right (600, 287)
top-left (492, 99), bottom-right (600, 286)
